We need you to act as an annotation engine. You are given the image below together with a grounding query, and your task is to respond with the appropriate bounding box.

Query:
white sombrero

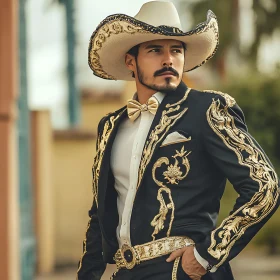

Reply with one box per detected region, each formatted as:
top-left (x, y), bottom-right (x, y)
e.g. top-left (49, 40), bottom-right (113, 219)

top-left (88, 1), bottom-right (219, 81)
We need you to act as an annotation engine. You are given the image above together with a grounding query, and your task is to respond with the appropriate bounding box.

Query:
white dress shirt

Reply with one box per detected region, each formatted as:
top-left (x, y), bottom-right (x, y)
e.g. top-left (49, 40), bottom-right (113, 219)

top-left (110, 91), bottom-right (165, 246)
top-left (110, 91), bottom-right (216, 272)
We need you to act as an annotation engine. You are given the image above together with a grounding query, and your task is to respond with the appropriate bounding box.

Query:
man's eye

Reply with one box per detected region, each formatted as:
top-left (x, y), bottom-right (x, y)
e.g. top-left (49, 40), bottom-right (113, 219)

top-left (173, 49), bottom-right (182, 53)
top-left (150, 49), bottom-right (160, 52)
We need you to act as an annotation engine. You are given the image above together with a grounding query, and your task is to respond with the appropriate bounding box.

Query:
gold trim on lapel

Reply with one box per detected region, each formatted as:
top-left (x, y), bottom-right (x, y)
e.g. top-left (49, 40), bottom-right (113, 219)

top-left (92, 108), bottom-right (127, 208)
top-left (136, 88), bottom-right (191, 190)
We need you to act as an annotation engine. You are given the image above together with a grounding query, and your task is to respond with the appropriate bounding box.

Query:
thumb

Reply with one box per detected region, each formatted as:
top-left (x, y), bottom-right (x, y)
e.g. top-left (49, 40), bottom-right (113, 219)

top-left (166, 248), bottom-right (185, 262)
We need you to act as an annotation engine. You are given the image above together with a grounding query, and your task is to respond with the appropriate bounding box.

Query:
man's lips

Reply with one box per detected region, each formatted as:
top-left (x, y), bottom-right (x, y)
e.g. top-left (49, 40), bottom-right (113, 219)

top-left (157, 71), bottom-right (176, 76)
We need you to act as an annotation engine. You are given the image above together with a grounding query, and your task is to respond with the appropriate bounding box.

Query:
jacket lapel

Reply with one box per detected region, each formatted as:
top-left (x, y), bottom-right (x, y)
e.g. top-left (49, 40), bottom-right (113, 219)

top-left (96, 107), bottom-right (127, 214)
top-left (136, 82), bottom-right (191, 189)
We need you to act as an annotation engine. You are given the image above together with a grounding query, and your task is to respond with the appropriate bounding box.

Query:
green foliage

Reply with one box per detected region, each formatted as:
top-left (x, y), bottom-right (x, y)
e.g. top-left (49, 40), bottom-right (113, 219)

top-left (180, 0), bottom-right (280, 72)
top-left (217, 73), bottom-right (280, 252)
top-left (223, 74), bottom-right (280, 168)
top-left (179, 0), bottom-right (239, 68)
top-left (251, 0), bottom-right (280, 63)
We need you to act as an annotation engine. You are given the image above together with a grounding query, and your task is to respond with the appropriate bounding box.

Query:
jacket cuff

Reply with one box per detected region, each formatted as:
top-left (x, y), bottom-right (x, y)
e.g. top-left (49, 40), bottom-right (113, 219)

top-left (194, 247), bottom-right (217, 272)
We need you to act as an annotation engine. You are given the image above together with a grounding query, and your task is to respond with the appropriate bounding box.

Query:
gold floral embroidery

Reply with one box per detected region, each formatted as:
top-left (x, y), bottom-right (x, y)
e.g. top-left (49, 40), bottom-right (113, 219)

top-left (206, 97), bottom-right (279, 267)
top-left (92, 109), bottom-right (126, 207)
top-left (151, 146), bottom-right (191, 240)
top-left (163, 146), bottom-right (191, 185)
top-left (137, 88), bottom-right (191, 189)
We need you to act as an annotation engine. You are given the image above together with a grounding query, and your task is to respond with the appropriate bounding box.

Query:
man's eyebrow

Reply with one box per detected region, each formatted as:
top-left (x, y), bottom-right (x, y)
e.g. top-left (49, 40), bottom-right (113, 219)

top-left (144, 44), bottom-right (184, 49)
top-left (171, 45), bottom-right (184, 49)
top-left (144, 45), bottom-right (163, 49)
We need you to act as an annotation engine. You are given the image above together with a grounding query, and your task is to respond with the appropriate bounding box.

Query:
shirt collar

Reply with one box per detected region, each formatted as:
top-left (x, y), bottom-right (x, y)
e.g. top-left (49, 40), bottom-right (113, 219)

top-left (132, 91), bottom-right (166, 105)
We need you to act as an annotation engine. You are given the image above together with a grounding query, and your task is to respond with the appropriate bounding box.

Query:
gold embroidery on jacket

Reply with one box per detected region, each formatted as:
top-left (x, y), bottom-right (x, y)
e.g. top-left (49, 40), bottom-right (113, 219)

top-left (203, 90), bottom-right (236, 107)
top-left (92, 109), bottom-right (126, 207)
top-left (137, 88), bottom-right (191, 190)
top-left (77, 217), bottom-right (92, 274)
top-left (151, 157), bottom-right (175, 240)
top-left (78, 110), bottom-right (125, 274)
top-left (163, 146), bottom-right (191, 185)
top-left (172, 256), bottom-right (181, 280)
top-left (151, 146), bottom-right (191, 240)
top-left (206, 97), bottom-right (279, 267)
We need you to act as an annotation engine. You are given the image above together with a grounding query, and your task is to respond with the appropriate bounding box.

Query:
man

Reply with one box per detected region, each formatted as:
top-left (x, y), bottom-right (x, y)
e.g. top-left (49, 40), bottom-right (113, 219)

top-left (77, 1), bottom-right (280, 280)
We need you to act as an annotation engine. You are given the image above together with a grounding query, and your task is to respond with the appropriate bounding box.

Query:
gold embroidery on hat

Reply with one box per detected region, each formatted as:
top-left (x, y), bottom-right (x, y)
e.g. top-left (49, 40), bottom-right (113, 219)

top-left (206, 95), bottom-right (279, 268)
top-left (188, 18), bottom-right (219, 72)
top-left (89, 20), bottom-right (149, 79)
top-left (89, 11), bottom-right (219, 79)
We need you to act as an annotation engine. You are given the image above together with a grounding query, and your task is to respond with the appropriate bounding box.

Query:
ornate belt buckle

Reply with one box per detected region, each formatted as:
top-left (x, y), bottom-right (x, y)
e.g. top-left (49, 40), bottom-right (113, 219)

top-left (120, 244), bottom-right (139, 269)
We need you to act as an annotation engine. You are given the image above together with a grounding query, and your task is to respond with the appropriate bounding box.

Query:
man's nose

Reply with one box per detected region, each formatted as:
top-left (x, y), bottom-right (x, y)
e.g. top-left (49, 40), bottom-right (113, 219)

top-left (162, 52), bottom-right (173, 67)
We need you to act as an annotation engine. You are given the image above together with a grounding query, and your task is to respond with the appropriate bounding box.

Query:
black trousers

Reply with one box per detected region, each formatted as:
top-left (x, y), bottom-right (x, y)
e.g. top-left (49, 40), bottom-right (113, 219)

top-left (111, 256), bottom-right (226, 280)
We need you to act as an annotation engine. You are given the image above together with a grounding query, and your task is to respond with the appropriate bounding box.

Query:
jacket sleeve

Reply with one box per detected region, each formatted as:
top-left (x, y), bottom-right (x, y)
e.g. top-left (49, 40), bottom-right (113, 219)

top-left (195, 92), bottom-right (280, 270)
top-left (77, 118), bottom-right (107, 280)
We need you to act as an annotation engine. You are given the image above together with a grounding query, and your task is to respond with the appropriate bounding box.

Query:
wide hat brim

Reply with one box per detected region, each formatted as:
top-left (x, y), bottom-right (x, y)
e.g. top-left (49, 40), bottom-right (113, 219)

top-left (88, 10), bottom-right (219, 81)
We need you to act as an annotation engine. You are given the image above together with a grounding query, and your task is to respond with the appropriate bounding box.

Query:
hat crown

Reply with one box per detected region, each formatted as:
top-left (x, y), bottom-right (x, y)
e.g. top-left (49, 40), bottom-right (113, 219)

top-left (134, 1), bottom-right (182, 29)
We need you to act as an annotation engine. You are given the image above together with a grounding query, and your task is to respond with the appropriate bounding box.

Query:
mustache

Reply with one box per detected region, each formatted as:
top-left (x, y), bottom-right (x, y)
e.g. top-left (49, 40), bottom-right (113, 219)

top-left (154, 67), bottom-right (179, 77)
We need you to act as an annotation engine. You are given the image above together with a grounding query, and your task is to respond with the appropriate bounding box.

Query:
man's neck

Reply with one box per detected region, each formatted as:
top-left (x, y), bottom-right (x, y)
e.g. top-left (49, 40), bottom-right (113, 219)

top-left (135, 81), bottom-right (157, 104)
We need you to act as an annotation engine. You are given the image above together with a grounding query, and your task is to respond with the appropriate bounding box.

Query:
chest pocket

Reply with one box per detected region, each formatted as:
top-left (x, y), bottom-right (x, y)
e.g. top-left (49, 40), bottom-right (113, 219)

top-left (160, 130), bottom-right (191, 147)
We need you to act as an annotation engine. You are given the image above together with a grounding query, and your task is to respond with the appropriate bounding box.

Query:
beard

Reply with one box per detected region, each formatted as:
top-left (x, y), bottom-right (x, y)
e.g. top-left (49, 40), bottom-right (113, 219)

top-left (136, 63), bottom-right (180, 94)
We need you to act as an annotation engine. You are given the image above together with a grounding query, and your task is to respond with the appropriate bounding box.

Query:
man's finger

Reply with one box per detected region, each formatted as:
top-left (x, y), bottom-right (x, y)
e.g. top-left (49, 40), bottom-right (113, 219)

top-left (166, 248), bottom-right (185, 262)
top-left (189, 275), bottom-right (201, 280)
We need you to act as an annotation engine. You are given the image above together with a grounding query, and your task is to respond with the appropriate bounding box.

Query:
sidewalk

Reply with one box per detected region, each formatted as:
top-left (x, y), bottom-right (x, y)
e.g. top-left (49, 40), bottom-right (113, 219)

top-left (36, 253), bottom-right (280, 280)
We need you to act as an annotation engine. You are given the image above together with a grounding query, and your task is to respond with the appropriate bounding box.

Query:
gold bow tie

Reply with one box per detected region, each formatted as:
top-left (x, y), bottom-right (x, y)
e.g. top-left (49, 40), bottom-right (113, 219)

top-left (127, 96), bottom-right (159, 122)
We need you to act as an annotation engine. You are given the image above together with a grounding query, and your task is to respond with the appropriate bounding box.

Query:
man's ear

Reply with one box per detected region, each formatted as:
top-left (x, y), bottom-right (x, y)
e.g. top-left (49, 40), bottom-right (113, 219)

top-left (125, 53), bottom-right (136, 71)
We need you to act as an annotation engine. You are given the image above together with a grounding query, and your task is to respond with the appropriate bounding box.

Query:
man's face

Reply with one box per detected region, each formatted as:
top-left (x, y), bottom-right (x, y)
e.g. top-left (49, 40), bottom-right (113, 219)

top-left (126, 39), bottom-right (185, 93)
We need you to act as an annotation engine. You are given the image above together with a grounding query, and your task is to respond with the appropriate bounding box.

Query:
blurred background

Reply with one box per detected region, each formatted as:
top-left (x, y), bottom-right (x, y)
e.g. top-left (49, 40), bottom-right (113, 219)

top-left (1, 0), bottom-right (280, 279)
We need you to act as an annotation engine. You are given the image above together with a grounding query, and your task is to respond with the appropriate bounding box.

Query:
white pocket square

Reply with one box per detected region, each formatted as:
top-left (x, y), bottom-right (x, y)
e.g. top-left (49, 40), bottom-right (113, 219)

top-left (160, 131), bottom-right (191, 147)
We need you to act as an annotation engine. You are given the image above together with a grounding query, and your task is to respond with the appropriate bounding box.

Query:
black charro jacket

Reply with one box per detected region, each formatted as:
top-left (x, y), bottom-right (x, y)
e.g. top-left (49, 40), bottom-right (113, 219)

top-left (77, 82), bottom-right (280, 280)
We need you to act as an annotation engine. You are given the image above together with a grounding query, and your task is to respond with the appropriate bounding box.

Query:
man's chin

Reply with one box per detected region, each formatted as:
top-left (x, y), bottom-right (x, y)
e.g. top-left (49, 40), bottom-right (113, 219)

top-left (139, 77), bottom-right (181, 93)
top-left (153, 81), bottom-right (179, 93)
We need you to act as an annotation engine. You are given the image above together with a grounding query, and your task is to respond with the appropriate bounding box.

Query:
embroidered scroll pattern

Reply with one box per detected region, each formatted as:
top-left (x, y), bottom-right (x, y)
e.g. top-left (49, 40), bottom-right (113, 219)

top-left (89, 20), bottom-right (149, 79)
top-left (203, 90), bottom-right (236, 107)
top-left (137, 88), bottom-right (191, 190)
top-left (77, 109), bottom-right (125, 275)
top-left (77, 218), bottom-right (92, 274)
top-left (92, 109), bottom-right (125, 207)
top-left (151, 146), bottom-right (191, 240)
top-left (206, 96), bottom-right (279, 267)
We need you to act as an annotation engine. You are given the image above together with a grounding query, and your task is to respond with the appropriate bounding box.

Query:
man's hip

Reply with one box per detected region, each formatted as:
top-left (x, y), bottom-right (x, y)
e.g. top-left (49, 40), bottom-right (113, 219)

top-left (111, 236), bottom-right (234, 280)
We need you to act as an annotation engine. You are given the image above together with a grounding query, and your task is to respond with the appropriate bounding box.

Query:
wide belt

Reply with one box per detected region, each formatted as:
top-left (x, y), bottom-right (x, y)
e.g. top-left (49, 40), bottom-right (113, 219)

top-left (114, 236), bottom-right (195, 270)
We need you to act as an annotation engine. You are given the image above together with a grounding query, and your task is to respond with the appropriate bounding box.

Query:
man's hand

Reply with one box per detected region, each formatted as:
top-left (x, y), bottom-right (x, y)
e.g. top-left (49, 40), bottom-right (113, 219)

top-left (166, 246), bottom-right (207, 280)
